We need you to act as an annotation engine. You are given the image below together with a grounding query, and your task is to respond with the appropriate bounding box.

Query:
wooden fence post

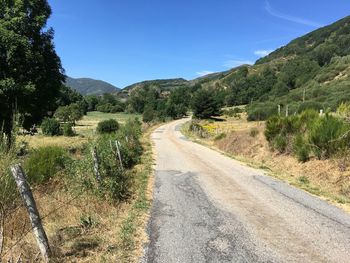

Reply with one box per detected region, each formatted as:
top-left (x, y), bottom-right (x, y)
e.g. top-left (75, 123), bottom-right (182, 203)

top-left (91, 147), bottom-right (102, 185)
top-left (10, 164), bottom-right (51, 262)
top-left (115, 141), bottom-right (124, 171)
top-left (0, 212), bottom-right (3, 258)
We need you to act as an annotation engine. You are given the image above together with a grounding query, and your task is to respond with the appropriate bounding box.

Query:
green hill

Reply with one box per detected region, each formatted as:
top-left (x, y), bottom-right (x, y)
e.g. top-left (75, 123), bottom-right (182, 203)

top-left (194, 15), bottom-right (350, 120)
top-left (66, 77), bottom-right (120, 96)
top-left (123, 78), bottom-right (189, 93)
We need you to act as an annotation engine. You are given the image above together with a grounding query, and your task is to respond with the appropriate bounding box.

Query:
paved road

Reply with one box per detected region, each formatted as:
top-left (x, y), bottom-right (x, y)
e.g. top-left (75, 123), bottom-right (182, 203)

top-left (141, 119), bottom-right (350, 263)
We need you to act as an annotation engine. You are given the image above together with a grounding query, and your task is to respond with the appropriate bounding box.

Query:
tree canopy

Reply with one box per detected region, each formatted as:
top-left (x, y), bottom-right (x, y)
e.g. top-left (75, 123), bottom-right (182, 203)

top-left (0, 0), bottom-right (64, 145)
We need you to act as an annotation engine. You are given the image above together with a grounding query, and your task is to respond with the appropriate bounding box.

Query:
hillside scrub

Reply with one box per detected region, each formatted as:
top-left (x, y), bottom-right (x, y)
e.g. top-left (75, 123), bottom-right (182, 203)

top-left (264, 110), bottom-right (350, 161)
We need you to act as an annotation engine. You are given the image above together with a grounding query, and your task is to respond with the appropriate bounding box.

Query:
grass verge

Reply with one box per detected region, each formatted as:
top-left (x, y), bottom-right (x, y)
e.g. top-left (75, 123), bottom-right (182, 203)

top-left (115, 125), bottom-right (156, 262)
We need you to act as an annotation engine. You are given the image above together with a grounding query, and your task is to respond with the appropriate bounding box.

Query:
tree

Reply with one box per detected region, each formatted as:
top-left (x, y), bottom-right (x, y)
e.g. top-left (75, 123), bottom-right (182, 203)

top-left (0, 0), bottom-right (64, 146)
top-left (86, 95), bottom-right (100, 111)
top-left (54, 103), bottom-right (84, 125)
top-left (143, 105), bottom-right (155, 123)
top-left (191, 89), bottom-right (221, 119)
top-left (166, 87), bottom-right (190, 119)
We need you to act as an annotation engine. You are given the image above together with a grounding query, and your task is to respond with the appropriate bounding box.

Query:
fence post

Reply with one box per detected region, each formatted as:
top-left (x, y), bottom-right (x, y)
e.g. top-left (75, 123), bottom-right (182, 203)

top-left (10, 164), bottom-right (51, 262)
top-left (0, 212), bottom-right (3, 257)
top-left (115, 141), bottom-right (124, 171)
top-left (91, 147), bottom-right (102, 185)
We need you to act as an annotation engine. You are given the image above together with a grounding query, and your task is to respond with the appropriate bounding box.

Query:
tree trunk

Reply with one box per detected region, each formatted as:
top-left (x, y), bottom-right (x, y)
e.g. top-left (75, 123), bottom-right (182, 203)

top-left (10, 164), bottom-right (51, 262)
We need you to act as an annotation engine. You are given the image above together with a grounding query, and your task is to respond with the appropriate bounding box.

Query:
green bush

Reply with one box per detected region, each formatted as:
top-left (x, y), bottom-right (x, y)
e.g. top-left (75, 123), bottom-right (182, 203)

top-left (264, 116), bottom-right (284, 142)
top-left (247, 103), bottom-right (278, 121)
top-left (97, 119), bottom-right (119, 134)
top-left (309, 114), bottom-right (349, 159)
top-left (293, 135), bottom-right (310, 162)
top-left (62, 123), bottom-right (75, 137)
top-left (24, 146), bottom-right (68, 184)
top-left (41, 118), bottom-right (61, 136)
top-left (274, 135), bottom-right (287, 153)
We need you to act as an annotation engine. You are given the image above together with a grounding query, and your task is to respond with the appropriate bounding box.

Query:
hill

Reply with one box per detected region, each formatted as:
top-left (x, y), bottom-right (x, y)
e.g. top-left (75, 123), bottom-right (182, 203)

top-left (66, 77), bottom-right (120, 96)
top-left (123, 78), bottom-right (189, 93)
top-left (193, 15), bottom-right (350, 120)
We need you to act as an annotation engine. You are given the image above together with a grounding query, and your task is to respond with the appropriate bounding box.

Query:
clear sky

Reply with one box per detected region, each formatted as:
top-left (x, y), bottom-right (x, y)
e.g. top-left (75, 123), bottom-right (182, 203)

top-left (47, 0), bottom-right (350, 88)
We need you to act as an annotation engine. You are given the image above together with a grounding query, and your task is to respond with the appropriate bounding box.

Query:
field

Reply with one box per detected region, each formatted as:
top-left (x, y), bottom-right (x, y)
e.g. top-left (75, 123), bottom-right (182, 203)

top-left (184, 114), bottom-right (350, 212)
top-left (18, 112), bottom-right (142, 149)
top-left (3, 111), bottom-right (152, 262)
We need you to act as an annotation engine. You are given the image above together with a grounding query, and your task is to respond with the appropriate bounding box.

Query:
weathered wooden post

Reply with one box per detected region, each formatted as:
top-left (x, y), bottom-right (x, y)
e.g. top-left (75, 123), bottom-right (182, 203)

top-left (10, 164), bottom-right (51, 262)
top-left (278, 105), bottom-right (281, 116)
top-left (0, 212), bottom-right (3, 257)
top-left (91, 147), bottom-right (102, 185)
top-left (115, 141), bottom-right (124, 171)
top-left (285, 105), bottom-right (289, 117)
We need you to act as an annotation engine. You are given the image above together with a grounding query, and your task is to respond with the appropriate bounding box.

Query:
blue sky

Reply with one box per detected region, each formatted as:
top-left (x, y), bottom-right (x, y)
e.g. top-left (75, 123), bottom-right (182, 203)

top-left (48, 0), bottom-right (350, 88)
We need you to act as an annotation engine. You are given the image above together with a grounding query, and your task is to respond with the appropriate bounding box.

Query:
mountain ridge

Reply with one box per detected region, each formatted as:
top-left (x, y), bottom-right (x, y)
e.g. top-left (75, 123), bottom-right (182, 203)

top-left (65, 77), bottom-right (120, 96)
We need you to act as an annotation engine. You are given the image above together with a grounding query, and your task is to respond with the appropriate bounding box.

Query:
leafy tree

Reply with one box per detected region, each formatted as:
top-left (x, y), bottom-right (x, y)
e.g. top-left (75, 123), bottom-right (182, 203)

top-left (143, 105), bottom-right (155, 123)
top-left (56, 85), bottom-right (83, 107)
top-left (192, 89), bottom-right (221, 119)
top-left (86, 95), bottom-right (100, 111)
top-left (54, 103), bottom-right (84, 125)
top-left (41, 118), bottom-right (61, 136)
top-left (0, 0), bottom-right (64, 146)
top-left (166, 87), bottom-right (190, 119)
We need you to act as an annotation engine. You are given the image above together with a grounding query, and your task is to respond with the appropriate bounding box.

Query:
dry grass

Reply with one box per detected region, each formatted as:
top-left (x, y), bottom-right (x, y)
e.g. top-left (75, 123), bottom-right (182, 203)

top-left (17, 135), bottom-right (88, 149)
top-left (2, 112), bottom-right (153, 262)
top-left (187, 114), bottom-right (350, 212)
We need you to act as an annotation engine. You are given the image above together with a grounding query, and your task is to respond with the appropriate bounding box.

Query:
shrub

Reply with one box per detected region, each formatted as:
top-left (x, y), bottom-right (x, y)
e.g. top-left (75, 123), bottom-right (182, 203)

top-left (249, 128), bottom-right (259, 138)
top-left (97, 119), bottom-right (119, 134)
top-left (309, 114), bottom-right (349, 159)
top-left (297, 101), bottom-right (323, 113)
top-left (247, 103), bottom-right (278, 121)
top-left (293, 135), bottom-right (310, 162)
top-left (274, 135), bottom-right (287, 153)
top-left (24, 146), bottom-right (67, 184)
top-left (41, 118), bottom-right (61, 136)
top-left (62, 123), bottom-right (75, 137)
top-left (264, 116), bottom-right (283, 142)
top-left (142, 106), bottom-right (155, 123)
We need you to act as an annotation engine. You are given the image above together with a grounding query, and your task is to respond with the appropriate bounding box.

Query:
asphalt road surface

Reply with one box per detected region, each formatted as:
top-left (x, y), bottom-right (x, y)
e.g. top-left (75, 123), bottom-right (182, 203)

top-left (141, 119), bottom-right (350, 263)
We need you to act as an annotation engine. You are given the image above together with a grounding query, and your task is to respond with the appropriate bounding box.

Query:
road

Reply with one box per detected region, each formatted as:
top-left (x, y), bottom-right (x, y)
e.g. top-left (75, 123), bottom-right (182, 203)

top-left (141, 119), bottom-right (350, 263)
